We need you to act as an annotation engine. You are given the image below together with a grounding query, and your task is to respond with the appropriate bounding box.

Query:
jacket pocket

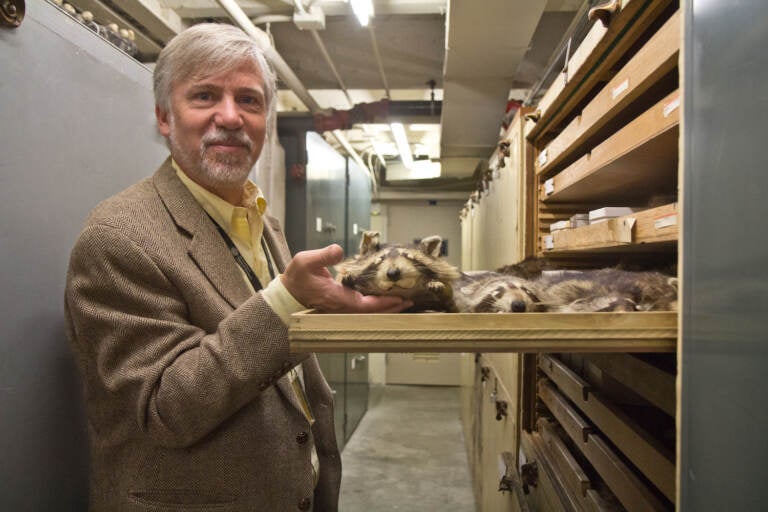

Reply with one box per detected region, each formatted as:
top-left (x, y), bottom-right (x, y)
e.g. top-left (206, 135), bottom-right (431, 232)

top-left (127, 489), bottom-right (239, 511)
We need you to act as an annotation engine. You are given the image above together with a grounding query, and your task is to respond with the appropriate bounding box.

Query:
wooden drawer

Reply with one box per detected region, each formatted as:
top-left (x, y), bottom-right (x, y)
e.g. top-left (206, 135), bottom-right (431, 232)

top-left (539, 90), bottom-right (680, 205)
top-left (539, 355), bottom-right (675, 501)
top-left (543, 202), bottom-right (678, 254)
top-left (520, 429), bottom-right (619, 512)
top-left (530, 0), bottom-right (675, 141)
top-left (538, 379), bottom-right (672, 511)
top-left (289, 311), bottom-right (677, 353)
top-left (536, 10), bottom-right (680, 179)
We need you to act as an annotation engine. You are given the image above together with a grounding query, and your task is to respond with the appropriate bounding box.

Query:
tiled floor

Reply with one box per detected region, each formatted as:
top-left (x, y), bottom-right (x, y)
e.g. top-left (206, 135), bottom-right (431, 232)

top-left (339, 385), bottom-right (476, 511)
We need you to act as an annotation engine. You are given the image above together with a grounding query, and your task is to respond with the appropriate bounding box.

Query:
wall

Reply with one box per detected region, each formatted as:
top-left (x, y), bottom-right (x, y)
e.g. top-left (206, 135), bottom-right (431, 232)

top-left (0, 1), bottom-right (168, 508)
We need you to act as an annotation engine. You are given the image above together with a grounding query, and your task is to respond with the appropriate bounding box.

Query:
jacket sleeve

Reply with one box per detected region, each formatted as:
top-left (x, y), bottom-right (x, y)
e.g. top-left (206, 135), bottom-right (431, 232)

top-left (65, 223), bottom-right (308, 448)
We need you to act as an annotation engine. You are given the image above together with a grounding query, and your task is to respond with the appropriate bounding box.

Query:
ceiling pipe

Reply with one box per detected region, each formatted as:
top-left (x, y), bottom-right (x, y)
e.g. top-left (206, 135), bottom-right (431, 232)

top-left (368, 24), bottom-right (391, 99)
top-left (309, 30), bottom-right (355, 108)
top-left (291, 0), bottom-right (354, 107)
top-left (214, 0), bottom-right (377, 190)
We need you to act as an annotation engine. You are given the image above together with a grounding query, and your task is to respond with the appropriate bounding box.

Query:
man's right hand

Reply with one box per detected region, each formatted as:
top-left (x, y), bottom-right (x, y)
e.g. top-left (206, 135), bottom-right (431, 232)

top-left (280, 244), bottom-right (412, 313)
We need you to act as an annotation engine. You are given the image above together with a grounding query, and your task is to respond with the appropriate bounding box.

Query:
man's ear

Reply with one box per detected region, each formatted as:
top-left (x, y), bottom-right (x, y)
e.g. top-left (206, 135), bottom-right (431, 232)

top-left (155, 105), bottom-right (171, 138)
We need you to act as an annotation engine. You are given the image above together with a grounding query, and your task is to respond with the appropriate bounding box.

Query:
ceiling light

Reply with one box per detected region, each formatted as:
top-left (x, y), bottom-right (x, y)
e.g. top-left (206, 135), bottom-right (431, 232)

top-left (390, 122), bottom-right (414, 168)
top-left (350, 0), bottom-right (374, 27)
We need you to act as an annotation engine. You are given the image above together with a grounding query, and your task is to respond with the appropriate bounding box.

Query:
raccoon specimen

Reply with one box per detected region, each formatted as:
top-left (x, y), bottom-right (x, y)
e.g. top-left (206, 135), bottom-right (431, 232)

top-left (335, 231), bottom-right (461, 312)
top-left (452, 268), bottom-right (677, 313)
top-left (452, 271), bottom-right (543, 313)
top-left (532, 269), bottom-right (678, 313)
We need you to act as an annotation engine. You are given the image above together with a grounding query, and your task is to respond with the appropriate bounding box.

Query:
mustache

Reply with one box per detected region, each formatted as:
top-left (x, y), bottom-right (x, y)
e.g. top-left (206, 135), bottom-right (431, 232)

top-left (201, 129), bottom-right (253, 150)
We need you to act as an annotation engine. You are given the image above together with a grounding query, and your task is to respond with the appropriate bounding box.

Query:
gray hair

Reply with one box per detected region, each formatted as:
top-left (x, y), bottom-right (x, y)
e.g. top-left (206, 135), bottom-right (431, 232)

top-left (153, 23), bottom-right (277, 118)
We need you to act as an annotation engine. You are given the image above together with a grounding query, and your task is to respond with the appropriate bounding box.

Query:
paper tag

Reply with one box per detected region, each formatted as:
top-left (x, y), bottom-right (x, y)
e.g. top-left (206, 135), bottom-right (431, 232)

top-left (615, 218), bottom-right (636, 243)
top-left (612, 78), bottom-right (629, 100)
top-left (663, 96), bottom-right (680, 118)
top-left (654, 214), bottom-right (677, 230)
top-left (538, 148), bottom-right (548, 167)
top-left (353, 223), bottom-right (359, 235)
top-left (544, 235), bottom-right (554, 250)
top-left (315, 217), bottom-right (323, 233)
top-left (544, 178), bottom-right (554, 196)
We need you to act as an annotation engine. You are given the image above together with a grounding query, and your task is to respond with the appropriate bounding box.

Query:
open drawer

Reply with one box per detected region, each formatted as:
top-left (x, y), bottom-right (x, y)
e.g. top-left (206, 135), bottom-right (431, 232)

top-left (289, 311), bottom-right (677, 353)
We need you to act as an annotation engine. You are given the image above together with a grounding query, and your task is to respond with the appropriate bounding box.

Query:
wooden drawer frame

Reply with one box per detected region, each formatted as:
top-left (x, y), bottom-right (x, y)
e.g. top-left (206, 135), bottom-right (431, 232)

top-left (289, 311), bottom-right (677, 353)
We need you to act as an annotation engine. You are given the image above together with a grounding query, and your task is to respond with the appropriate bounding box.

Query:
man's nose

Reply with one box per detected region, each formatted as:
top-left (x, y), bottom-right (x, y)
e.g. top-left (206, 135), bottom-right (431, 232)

top-left (213, 96), bottom-right (244, 130)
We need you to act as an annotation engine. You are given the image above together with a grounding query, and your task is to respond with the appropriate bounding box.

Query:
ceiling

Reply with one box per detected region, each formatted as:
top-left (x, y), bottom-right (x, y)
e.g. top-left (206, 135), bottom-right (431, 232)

top-left (63, 0), bottom-right (584, 190)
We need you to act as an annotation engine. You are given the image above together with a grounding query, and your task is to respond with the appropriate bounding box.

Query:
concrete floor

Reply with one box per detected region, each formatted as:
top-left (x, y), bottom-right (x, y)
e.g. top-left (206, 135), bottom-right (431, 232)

top-left (339, 385), bottom-right (476, 511)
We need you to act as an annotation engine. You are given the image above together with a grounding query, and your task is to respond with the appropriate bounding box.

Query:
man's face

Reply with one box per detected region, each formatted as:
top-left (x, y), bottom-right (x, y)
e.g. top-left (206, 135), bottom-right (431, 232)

top-left (156, 60), bottom-right (268, 202)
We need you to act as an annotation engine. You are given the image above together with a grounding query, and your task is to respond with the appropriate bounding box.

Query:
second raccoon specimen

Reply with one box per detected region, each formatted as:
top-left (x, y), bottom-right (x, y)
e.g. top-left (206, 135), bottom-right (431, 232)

top-left (336, 232), bottom-right (677, 313)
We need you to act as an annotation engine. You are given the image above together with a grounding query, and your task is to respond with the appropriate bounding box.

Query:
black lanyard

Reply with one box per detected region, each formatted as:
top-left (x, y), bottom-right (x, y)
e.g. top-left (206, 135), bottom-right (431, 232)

top-left (207, 213), bottom-right (275, 292)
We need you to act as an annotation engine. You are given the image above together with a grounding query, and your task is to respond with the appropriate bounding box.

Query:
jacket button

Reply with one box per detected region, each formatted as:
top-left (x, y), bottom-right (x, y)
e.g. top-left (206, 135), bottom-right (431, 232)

top-left (298, 497), bottom-right (311, 510)
top-left (296, 431), bottom-right (309, 444)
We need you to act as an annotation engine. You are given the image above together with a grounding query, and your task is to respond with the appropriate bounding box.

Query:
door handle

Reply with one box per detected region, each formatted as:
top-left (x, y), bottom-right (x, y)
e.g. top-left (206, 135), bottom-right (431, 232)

top-left (350, 355), bottom-right (366, 370)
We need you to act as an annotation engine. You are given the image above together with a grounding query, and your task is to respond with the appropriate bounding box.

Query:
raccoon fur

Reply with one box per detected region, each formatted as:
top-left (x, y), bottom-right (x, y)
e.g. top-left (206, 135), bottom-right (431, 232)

top-left (532, 269), bottom-right (678, 313)
top-left (452, 268), bottom-right (677, 313)
top-left (335, 231), bottom-right (461, 312)
top-left (453, 271), bottom-right (543, 313)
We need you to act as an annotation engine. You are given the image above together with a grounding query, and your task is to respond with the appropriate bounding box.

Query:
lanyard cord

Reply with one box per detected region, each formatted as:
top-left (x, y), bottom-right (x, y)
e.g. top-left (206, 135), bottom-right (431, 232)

top-left (206, 213), bottom-right (275, 292)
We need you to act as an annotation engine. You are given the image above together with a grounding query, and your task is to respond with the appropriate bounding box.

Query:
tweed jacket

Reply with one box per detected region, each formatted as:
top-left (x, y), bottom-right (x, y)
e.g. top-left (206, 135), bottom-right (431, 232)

top-left (65, 158), bottom-right (340, 512)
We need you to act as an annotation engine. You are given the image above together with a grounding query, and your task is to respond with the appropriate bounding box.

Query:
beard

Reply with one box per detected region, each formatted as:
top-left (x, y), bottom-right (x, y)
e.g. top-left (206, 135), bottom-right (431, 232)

top-left (168, 119), bottom-right (260, 191)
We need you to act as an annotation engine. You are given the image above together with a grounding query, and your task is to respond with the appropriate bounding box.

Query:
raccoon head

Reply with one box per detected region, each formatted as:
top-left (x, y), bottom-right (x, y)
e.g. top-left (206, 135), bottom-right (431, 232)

top-left (453, 272), bottom-right (540, 313)
top-left (335, 231), bottom-right (460, 310)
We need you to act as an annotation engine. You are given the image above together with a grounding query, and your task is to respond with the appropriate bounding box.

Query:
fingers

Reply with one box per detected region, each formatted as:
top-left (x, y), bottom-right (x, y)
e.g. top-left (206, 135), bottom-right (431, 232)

top-left (298, 244), bottom-right (344, 270)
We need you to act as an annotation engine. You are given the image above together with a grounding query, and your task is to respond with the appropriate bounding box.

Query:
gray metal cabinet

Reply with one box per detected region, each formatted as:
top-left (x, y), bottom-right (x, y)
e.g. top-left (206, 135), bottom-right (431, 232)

top-left (280, 121), bottom-right (373, 449)
top-left (0, 1), bottom-right (168, 508)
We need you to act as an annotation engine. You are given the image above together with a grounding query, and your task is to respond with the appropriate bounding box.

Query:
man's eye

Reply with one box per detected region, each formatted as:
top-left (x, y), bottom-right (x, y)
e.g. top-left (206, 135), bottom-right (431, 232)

top-left (239, 96), bottom-right (264, 109)
top-left (194, 92), bottom-right (213, 101)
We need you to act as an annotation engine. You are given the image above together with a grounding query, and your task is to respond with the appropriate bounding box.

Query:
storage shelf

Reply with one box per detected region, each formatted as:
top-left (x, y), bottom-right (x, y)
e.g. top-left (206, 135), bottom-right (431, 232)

top-left (536, 10), bottom-right (680, 177)
top-left (540, 89), bottom-right (680, 204)
top-left (544, 202), bottom-right (678, 254)
top-left (289, 311), bottom-right (677, 353)
top-left (529, 0), bottom-right (675, 141)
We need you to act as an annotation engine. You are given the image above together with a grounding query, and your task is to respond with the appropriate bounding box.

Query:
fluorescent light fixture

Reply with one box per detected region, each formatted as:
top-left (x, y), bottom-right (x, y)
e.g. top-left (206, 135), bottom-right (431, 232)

top-left (350, 0), bottom-right (373, 27)
top-left (390, 122), bottom-right (414, 168)
top-left (408, 123), bottom-right (440, 132)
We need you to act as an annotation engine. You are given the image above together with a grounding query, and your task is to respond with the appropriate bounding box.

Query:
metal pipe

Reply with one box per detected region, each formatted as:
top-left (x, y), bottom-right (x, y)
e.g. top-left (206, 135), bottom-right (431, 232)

top-left (367, 24), bottom-right (390, 99)
top-left (309, 30), bottom-right (354, 107)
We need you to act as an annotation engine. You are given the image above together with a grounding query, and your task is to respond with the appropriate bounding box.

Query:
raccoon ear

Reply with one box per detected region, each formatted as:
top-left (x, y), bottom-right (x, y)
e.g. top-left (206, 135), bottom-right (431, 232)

top-left (359, 231), bottom-right (381, 255)
top-left (418, 235), bottom-right (443, 258)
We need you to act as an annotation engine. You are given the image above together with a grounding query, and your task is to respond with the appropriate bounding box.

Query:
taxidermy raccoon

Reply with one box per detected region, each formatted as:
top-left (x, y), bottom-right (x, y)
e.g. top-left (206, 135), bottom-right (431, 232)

top-left (452, 268), bottom-right (677, 313)
top-left (453, 271), bottom-right (543, 313)
top-left (335, 231), bottom-right (461, 312)
top-left (532, 269), bottom-right (678, 313)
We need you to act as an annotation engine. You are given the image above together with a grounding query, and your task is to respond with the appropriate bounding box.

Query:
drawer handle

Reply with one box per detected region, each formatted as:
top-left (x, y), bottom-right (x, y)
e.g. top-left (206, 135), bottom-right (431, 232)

top-left (520, 461), bottom-right (539, 494)
top-left (495, 400), bottom-right (508, 421)
top-left (525, 109), bottom-right (541, 123)
top-left (589, 0), bottom-right (621, 27)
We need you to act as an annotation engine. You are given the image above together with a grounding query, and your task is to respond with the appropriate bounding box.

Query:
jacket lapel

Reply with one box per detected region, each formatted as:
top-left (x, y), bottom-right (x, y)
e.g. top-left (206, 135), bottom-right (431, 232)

top-left (152, 159), bottom-right (252, 309)
top-left (262, 215), bottom-right (291, 273)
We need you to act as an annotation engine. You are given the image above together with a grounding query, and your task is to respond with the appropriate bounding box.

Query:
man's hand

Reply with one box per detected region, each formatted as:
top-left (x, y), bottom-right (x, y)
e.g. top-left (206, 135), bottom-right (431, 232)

top-left (281, 244), bottom-right (412, 313)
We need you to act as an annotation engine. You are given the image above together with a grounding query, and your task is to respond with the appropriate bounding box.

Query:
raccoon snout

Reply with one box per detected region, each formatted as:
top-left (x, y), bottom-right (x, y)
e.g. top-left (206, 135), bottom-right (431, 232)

top-left (386, 268), bottom-right (402, 281)
top-left (510, 300), bottom-right (527, 313)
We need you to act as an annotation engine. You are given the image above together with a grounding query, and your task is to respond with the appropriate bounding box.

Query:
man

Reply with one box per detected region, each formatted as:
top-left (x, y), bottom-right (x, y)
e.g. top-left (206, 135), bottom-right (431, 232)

top-left (65, 23), bottom-right (409, 512)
